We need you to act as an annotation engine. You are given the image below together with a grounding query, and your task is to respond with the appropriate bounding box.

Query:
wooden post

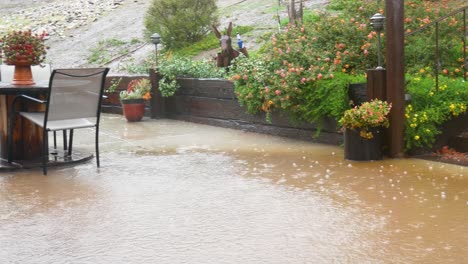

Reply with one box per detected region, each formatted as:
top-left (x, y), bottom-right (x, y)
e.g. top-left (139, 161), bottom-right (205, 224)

top-left (385, 0), bottom-right (405, 157)
top-left (149, 69), bottom-right (165, 119)
top-left (366, 69), bottom-right (386, 100)
top-left (367, 68), bottom-right (391, 154)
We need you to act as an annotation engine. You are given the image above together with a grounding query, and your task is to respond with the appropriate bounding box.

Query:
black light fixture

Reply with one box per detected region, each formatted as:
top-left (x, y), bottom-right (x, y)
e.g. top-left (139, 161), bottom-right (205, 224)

top-left (150, 33), bottom-right (161, 69)
top-left (370, 13), bottom-right (385, 69)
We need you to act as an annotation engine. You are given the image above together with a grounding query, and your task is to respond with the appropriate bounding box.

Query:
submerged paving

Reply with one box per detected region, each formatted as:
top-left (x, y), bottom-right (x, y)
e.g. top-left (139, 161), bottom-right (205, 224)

top-left (0, 114), bottom-right (466, 263)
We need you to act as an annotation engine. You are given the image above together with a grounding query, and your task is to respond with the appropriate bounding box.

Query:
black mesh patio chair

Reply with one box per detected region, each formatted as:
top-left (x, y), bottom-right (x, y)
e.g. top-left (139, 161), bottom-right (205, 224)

top-left (8, 68), bottom-right (110, 175)
top-left (0, 64), bottom-right (69, 152)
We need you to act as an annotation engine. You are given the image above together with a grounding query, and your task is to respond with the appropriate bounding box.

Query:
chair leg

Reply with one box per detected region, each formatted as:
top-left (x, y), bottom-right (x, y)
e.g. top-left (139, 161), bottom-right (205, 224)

top-left (63, 130), bottom-right (68, 151)
top-left (68, 129), bottom-right (74, 156)
top-left (53, 131), bottom-right (57, 149)
top-left (43, 130), bottom-right (48, 175)
top-left (95, 126), bottom-right (100, 167)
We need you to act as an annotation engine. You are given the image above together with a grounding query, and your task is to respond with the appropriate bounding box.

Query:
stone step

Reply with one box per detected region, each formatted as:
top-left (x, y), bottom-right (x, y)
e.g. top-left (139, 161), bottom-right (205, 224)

top-left (449, 132), bottom-right (468, 153)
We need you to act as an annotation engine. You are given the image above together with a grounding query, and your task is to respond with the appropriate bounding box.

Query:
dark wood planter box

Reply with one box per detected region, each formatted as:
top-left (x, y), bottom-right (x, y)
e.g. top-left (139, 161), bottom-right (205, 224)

top-left (344, 128), bottom-right (383, 161)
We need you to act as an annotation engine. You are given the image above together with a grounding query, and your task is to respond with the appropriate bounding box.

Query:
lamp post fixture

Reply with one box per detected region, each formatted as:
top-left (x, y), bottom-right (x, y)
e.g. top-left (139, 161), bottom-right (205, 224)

top-left (150, 33), bottom-right (161, 69)
top-left (370, 13), bottom-right (385, 69)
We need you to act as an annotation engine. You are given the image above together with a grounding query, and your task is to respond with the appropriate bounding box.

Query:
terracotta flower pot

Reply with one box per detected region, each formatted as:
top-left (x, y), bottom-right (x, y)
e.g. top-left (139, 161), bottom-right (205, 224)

top-left (11, 59), bottom-right (35, 85)
top-left (121, 99), bottom-right (145, 122)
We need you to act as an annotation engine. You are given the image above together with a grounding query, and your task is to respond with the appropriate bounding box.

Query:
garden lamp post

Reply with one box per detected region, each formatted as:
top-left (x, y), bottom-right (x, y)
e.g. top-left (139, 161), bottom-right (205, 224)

top-left (370, 13), bottom-right (385, 69)
top-left (150, 33), bottom-right (161, 69)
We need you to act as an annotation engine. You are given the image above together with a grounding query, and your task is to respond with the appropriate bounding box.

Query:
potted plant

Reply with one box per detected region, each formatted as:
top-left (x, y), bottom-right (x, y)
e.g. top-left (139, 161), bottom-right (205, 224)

top-left (339, 99), bottom-right (392, 161)
top-left (119, 78), bottom-right (152, 122)
top-left (0, 30), bottom-right (48, 85)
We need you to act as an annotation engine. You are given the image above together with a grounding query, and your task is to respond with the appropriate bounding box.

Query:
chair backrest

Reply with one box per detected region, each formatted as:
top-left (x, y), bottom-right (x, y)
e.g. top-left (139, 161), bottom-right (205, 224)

top-left (45, 68), bottom-right (110, 123)
top-left (0, 64), bottom-right (52, 82)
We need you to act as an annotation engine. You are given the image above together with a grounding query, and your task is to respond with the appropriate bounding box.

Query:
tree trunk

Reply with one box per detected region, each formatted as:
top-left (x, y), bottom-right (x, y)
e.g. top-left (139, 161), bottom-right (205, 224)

top-left (287, 0), bottom-right (297, 25)
top-left (287, 0), bottom-right (303, 26)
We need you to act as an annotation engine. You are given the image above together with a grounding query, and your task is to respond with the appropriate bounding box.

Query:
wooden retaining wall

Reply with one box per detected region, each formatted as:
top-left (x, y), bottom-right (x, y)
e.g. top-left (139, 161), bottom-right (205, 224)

top-left (157, 77), bottom-right (343, 145)
top-left (102, 73), bottom-right (342, 144)
top-left (102, 73), bottom-right (467, 151)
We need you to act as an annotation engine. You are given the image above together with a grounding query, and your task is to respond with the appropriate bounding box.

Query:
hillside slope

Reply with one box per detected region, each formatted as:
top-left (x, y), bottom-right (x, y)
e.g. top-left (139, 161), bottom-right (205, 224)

top-left (0, 0), bottom-right (328, 73)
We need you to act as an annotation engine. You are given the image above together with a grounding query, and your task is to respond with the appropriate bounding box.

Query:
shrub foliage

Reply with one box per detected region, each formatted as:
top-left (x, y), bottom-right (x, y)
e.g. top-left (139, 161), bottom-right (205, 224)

top-left (144, 0), bottom-right (218, 50)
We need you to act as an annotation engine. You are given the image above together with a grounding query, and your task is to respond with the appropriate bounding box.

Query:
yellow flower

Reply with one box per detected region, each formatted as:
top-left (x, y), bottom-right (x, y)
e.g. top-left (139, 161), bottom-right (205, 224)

top-left (429, 92), bottom-right (434, 96)
top-left (414, 135), bottom-right (420, 140)
top-left (410, 123), bottom-right (417, 128)
top-left (449, 104), bottom-right (456, 110)
top-left (405, 114), bottom-right (410, 118)
top-left (360, 130), bottom-right (374, 139)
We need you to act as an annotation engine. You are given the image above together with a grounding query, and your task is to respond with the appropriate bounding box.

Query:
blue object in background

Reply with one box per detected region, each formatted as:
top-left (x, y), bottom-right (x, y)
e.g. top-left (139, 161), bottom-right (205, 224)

top-left (236, 33), bottom-right (243, 49)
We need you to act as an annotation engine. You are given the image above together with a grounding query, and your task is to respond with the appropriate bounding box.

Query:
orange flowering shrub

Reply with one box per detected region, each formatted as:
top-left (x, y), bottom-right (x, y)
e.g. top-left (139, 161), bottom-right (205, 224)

top-left (403, 0), bottom-right (467, 77)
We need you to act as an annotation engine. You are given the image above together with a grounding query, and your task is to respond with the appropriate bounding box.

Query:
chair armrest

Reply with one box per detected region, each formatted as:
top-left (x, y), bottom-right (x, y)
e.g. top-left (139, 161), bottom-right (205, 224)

top-left (9, 94), bottom-right (46, 122)
top-left (17, 94), bottom-right (47, 104)
top-left (10, 94), bottom-right (46, 115)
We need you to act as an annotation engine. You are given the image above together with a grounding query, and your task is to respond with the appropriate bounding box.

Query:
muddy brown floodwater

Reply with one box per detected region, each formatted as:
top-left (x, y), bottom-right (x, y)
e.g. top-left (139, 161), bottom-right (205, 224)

top-left (0, 115), bottom-right (466, 263)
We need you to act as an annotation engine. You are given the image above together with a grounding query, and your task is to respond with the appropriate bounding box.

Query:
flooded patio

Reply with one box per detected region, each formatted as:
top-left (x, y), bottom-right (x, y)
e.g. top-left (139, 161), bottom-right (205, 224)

top-left (0, 114), bottom-right (466, 263)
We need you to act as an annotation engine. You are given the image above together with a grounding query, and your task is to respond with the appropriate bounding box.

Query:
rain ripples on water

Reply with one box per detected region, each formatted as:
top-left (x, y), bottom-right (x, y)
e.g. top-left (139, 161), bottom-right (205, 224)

top-left (0, 117), bottom-right (466, 263)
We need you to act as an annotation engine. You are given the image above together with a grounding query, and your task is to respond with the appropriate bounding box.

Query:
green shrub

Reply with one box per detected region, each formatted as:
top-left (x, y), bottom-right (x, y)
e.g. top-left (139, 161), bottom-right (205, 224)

top-left (158, 56), bottom-right (227, 97)
top-left (403, 0), bottom-right (467, 76)
top-left (404, 76), bottom-right (468, 151)
top-left (144, 0), bottom-right (218, 50)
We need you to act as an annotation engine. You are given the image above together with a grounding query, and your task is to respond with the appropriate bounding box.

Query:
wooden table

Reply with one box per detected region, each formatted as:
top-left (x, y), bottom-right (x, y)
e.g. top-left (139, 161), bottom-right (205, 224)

top-left (0, 81), bottom-right (93, 171)
top-left (0, 81), bottom-right (48, 161)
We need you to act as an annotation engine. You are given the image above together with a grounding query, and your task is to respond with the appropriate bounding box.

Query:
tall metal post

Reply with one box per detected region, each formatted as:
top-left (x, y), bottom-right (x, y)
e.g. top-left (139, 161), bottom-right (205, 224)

top-left (386, 0), bottom-right (405, 157)
top-left (150, 33), bottom-right (161, 70)
top-left (370, 13), bottom-right (385, 69)
top-left (150, 33), bottom-right (163, 119)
